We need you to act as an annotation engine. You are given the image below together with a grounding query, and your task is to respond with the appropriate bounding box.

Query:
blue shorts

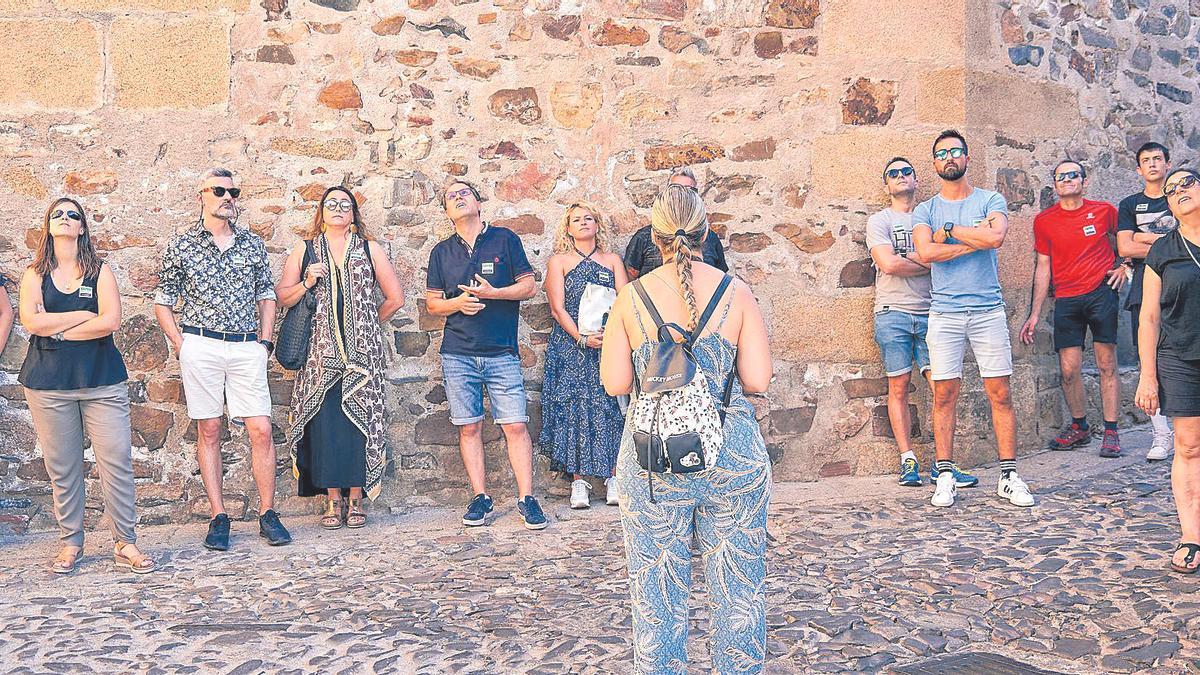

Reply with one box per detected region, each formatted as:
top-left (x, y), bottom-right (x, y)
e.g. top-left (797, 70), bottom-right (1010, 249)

top-left (873, 309), bottom-right (931, 377)
top-left (441, 353), bottom-right (529, 426)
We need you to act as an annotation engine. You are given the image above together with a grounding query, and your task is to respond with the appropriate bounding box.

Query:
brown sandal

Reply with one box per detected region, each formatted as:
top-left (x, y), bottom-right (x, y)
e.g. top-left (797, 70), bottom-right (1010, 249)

top-left (346, 498), bottom-right (367, 529)
top-left (321, 499), bottom-right (345, 530)
top-left (114, 542), bottom-right (156, 574)
top-left (50, 546), bottom-right (83, 575)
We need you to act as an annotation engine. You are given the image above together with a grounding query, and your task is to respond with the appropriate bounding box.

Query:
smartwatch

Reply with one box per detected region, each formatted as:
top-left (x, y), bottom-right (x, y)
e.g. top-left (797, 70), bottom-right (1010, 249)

top-left (259, 339), bottom-right (275, 354)
top-left (943, 222), bottom-right (955, 236)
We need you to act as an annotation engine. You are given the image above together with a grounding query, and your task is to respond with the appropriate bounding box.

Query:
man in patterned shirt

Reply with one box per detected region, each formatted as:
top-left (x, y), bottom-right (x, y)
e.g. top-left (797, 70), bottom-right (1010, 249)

top-left (154, 168), bottom-right (291, 550)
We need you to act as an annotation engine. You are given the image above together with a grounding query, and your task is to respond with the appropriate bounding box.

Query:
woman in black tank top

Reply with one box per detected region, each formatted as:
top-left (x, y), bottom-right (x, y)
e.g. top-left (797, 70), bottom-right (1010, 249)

top-left (17, 198), bottom-right (154, 574)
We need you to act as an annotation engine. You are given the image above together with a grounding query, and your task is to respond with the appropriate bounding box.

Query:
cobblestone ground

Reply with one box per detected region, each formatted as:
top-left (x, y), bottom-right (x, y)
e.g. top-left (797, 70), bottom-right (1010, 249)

top-left (1, 427), bottom-right (1197, 674)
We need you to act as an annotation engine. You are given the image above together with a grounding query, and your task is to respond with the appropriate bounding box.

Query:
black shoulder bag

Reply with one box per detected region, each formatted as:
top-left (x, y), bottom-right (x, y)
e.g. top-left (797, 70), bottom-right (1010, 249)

top-left (276, 240), bottom-right (318, 370)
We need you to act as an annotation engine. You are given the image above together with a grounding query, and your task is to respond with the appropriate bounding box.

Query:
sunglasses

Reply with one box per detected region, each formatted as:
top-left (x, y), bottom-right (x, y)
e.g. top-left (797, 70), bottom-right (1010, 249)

top-left (51, 209), bottom-right (82, 222)
top-left (323, 199), bottom-right (354, 213)
top-left (885, 166), bottom-right (915, 179)
top-left (202, 186), bottom-right (241, 199)
top-left (1164, 174), bottom-right (1199, 198)
top-left (933, 147), bottom-right (966, 160)
top-left (1054, 171), bottom-right (1083, 183)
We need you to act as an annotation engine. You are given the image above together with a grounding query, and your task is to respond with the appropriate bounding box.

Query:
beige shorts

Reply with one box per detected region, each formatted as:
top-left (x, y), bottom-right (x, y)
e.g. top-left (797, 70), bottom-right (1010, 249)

top-left (179, 333), bottom-right (272, 420)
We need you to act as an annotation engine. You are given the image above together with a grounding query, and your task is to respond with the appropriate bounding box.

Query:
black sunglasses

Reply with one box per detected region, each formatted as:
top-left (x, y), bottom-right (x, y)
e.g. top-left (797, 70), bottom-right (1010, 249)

top-left (885, 166), bottom-right (915, 179)
top-left (202, 186), bottom-right (241, 199)
top-left (51, 209), bottom-right (82, 222)
top-left (1165, 174), bottom-right (1199, 198)
top-left (933, 147), bottom-right (966, 160)
top-left (1054, 171), bottom-right (1083, 183)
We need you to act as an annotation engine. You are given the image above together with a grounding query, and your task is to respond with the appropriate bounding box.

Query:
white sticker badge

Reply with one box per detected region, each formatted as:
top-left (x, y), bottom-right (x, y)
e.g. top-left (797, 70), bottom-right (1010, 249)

top-left (481, 262), bottom-right (495, 275)
top-left (78, 285), bottom-right (93, 299)
top-left (1082, 224), bottom-right (1097, 236)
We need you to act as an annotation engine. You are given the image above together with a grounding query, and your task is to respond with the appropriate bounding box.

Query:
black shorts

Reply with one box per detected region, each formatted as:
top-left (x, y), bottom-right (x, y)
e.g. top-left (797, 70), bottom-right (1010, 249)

top-left (1159, 348), bottom-right (1200, 418)
top-left (1052, 283), bottom-right (1119, 351)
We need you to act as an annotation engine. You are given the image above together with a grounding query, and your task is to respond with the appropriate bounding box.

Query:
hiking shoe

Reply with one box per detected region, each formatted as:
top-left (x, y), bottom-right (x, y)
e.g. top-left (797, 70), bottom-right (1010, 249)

top-left (462, 493), bottom-right (493, 527)
top-left (517, 496), bottom-right (548, 530)
top-left (1099, 429), bottom-right (1122, 458)
top-left (203, 513), bottom-right (231, 551)
top-left (931, 471), bottom-right (956, 508)
top-left (1048, 422), bottom-right (1090, 450)
top-left (929, 463), bottom-right (979, 488)
top-left (998, 472), bottom-right (1035, 507)
top-left (258, 510), bottom-right (292, 546)
top-left (1147, 430), bottom-right (1172, 462)
top-left (570, 479), bottom-right (592, 509)
top-left (605, 477), bottom-right (620, 506)
top-left (898, 458), bottom-right (922, 487)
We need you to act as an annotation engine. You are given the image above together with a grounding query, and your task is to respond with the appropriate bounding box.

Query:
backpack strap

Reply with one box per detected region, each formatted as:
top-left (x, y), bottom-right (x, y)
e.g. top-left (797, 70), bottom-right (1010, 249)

top-left (718, 350), bottom-right (738, 425)
top-left (631, 279), bottom-right (666, 329)
top-left (689, 274), bottom-right (734, 348)
top-left (362, 236), bottom-right (376, 280)
top-left (299, 239), bottom-right (315, 280)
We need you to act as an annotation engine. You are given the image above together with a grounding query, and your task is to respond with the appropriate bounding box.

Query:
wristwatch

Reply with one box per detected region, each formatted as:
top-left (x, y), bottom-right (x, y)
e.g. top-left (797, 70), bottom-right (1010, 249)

top-left (943, 222), bottom-right (955, 236)
top-left (259, 339), bottom-right (275, 354)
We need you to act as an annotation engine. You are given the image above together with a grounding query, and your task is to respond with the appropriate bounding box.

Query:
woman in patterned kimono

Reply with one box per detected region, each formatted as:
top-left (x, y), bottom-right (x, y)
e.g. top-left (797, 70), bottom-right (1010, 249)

top-left (539, 203), bottom-right (628, 509)
top-left (600, 185), bottom-right (774, 674)
top-left (277, 186), bottom-right (405, 529)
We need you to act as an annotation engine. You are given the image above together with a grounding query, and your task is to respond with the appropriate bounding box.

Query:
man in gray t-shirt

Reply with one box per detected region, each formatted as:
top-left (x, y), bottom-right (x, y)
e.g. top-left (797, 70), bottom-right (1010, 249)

top-left (867, 157), bottom-right (933, 489)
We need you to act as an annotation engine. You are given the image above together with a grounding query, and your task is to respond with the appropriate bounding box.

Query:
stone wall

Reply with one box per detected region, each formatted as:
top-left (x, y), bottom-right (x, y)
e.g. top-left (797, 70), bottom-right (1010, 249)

top-left (0, 0), bottom-right (1189, 532)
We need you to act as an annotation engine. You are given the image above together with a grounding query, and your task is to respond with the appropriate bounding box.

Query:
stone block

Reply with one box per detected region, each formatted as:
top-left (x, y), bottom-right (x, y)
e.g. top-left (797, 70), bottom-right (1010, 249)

top-left (810, 128), bottom-right (931, 201)
top-left (644, 142), bottom-right (725, 171)
top-left (771, 406), bottom-right (817, 436)
top-left (488, 87), bottom-right (542, 125)
top-left (838, 258), bottom-right (875, 288)
top-left (623, 0), bottom-right (685, 21)
top-left (765, 0), bottom-right (819, 28)
top-left (550, 82), bottom-right (602, 130)
top-left (270, 137), bottom-right (357, 160)
top-left (872, 403), bottom-right (920, 438)
top-left (917, 68), bottom-right (965, 126)
top-left (64, 170), bottom-right (117, 195)
top-left (394, 331), bottom-right (431, 356)
top-left (318, 80), bottom-right (363, 109)
top-left (130, 404), bottom-right (174, 451)
top-left (841, 78), bottom-right (897, 126)
top-left (111, 17), bottom-right (229, 109)
top-left (592, 19), bottom-right (649, 46)
top-left (0, 167), bottom-right (47, 199)
top-left (842, 377), bottom-right (888, 399)
top-left (496, 163), bottom-right (558, 202)
top-left (966, 71), bottom-right (1080, 139)
top-left (824, 0), bottom-right (964, 62)
top-left (0, 19), bottom-right (102, 113)
top-left (771, 294), bottom-right (877, 363)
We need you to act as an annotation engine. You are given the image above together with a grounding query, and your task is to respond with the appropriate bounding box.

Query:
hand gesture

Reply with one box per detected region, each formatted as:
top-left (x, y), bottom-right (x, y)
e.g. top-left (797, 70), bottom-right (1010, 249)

top-left (458, 274), bottom-right (497, 300)
top-left (585, 331), bottom-right (604, 349)
top-left (1019, 315), bottom-right (1038, 345)
top-left (1105, 265), bottom-right (1127, 291)
top-left (304, 262), bottom-right (328, 288)
top-left (456, 292), bottom-right (486, 316)
top-left (1135, 375), bottom-right (1159, 416)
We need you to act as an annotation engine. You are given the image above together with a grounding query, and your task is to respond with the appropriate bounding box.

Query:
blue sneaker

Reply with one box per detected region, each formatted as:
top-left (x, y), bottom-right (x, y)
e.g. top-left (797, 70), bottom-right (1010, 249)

top-left (930, 463), bottom-right (979, 488)
top-left (462, 493), bottom-right (493, 527)
top-left (898, 458), bottom-right (922, 487)
top-left (517, 495), bottom-right (548, 530)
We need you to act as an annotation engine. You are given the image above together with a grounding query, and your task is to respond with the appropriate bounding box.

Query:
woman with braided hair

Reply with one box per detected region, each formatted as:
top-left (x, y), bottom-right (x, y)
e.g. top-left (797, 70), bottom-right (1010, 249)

top-left (601, 184), bottom-right (774, 673)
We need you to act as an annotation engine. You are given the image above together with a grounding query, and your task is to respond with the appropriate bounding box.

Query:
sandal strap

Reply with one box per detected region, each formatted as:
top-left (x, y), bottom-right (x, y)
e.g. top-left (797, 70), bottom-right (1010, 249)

top-left (1176, 542), bottom-right (1200, 564)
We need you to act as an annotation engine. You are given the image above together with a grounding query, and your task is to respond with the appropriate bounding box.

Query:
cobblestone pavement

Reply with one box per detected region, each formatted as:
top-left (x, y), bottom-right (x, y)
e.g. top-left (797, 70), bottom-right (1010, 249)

top-left (1, 426), bottom-right (1197, 674)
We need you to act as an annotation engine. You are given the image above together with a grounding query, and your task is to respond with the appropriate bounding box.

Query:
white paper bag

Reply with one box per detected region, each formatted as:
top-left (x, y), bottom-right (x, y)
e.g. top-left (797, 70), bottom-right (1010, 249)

top-left (578, 283), bottom-right (617, 335)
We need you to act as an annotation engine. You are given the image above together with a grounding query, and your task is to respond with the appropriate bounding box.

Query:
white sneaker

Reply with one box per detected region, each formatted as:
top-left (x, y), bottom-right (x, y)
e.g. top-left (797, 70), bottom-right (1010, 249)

top-left (1147, 431), bottom-right (1172, 462)
top-left (931, 471), bottom-right (956, 508)
top-left (605, 477), bottom-right (620, 506)
top-left (570, 479), bottom-right (591, 509)
top-left (998, 472), bottom-right (1035, 507)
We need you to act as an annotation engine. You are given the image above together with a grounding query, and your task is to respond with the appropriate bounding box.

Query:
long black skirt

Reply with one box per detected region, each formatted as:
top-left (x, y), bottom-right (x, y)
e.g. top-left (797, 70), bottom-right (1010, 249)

top-left (296, 379), bottom-right (367, 497)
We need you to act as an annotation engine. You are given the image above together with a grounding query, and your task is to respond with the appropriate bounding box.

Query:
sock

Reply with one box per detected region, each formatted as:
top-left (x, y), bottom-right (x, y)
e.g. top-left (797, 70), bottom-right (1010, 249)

top-left (901, 451), bottom-right (917, 463)
top-left (1072, 416), bottom-right (1088, 429)
top-left (1104, 420), bottom-right (1118, 432)
top-left (936, 460), bottom-right (955, 474)
top-left (1151, 412), bottom-right (1171, 435)
top-left (999, 459), bottom-right (1017, 477)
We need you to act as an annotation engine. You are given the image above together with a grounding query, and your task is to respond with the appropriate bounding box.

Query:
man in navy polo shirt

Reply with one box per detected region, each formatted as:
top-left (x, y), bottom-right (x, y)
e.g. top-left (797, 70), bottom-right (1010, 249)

top-left (426, 179), bottom-right (548, 530)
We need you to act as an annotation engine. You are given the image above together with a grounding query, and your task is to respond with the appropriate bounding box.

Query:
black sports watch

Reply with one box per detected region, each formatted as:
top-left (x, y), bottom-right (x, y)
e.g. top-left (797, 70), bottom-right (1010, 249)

top-left (259, 339), bottom-right (275, 354)
top-left (943, 222), bottom-right (955, 236)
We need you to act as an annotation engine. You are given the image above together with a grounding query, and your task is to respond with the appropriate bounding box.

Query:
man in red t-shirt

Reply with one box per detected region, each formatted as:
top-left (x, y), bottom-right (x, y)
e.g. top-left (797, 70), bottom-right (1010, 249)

top-left (1020, 160), bottom-right (1129, 457)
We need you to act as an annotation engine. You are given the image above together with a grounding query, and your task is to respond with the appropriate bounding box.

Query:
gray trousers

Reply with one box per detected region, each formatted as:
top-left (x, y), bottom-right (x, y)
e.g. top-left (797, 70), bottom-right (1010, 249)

top-left (24, 383), bottom-right (137, 547)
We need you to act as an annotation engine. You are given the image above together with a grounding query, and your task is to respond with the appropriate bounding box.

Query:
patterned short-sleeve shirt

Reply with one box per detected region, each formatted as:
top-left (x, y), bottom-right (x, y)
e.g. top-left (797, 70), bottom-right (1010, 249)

top-left (154, 224), bottom-right (276, 333)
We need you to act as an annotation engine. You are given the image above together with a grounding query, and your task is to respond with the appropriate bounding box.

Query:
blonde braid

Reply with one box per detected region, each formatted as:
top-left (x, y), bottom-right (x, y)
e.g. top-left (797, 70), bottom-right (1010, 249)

top-left (672, 235), bottom-right (699, 331)
top-left (650, 184), bottom-right (708, 332)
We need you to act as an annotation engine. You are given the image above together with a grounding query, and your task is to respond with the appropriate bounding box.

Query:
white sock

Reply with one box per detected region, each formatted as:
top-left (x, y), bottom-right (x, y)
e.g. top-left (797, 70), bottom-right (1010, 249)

top-left (1151, 412), bottom-right (1172, 435)
top-left (900, 451), bottom-right (917, 462)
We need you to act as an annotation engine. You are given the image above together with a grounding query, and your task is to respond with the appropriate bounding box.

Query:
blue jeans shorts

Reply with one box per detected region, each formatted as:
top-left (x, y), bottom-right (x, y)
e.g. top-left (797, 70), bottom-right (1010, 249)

top-left (873, 309), bottom-right (931, 377)
top-left (441, 353), bottom-right (529, 426)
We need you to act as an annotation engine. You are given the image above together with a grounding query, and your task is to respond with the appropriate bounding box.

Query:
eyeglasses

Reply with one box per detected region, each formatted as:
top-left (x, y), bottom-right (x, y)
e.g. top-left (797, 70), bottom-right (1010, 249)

top-left (1164, 174), bottom-right (1199, 198)
top-left (885, 166), bottom-right (915, 179)
top-left (323, 199), bottom-right (354, 213)
top-left (201, 186), bottom-right (241, 199)
top-left (933, 147), bottom-right (966, 160)
top-left (1054, 171), bottom-right (1083, 183)
top-left (51, 209), bottom-right (82, 221)
top-left (445, 188), bottom-right (475, 202)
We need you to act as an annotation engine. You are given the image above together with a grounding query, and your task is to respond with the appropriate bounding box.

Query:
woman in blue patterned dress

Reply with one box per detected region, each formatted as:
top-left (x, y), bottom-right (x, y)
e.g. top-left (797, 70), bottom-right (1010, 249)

top-left (600, 185), bottom-right (773, 674)
top-left (540, 203), bottom-right (628, 509)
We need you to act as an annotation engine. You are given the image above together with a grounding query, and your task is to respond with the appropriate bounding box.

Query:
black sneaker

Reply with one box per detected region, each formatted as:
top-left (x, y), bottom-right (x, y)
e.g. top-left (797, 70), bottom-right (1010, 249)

top-left (462, 494), bottom-right (493, 527)
top-left (258, 509), bottom-right (292, 546)
top-left (204, 513), bottom-right (231, 551)
top-left (517, 495), bottom-right (548, 531)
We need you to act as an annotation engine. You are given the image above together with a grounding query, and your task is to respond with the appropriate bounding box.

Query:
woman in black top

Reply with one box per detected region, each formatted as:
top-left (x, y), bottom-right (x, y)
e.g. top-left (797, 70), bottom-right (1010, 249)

top-left (1137, 167), bottom-right (1200, 575)
top-left (18, 198), bottom-right (154, 574)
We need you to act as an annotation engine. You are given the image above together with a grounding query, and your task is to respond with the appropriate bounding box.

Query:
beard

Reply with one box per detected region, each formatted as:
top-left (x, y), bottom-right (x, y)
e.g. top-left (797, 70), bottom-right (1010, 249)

top-left (937, 163), bottom-right (966, 181)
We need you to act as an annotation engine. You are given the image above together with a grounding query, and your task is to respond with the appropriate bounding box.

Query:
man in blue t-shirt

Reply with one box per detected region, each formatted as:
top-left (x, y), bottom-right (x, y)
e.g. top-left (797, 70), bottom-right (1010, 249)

top-left (426, 179), bottom-right (547, 531)
top-left (913, 129), bottom-right (1034, 510)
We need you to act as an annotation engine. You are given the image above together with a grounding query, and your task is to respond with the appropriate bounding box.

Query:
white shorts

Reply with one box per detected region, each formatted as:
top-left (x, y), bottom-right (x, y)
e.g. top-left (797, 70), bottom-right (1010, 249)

top-left (926, 306), bottom-right (1014, 381)
top-left (179, 333), bottom-right (273, 420)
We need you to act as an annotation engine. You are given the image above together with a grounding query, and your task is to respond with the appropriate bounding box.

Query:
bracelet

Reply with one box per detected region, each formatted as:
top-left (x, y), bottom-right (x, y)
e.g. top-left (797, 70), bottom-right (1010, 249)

top-left (577, 334), bottom-right (588, 349)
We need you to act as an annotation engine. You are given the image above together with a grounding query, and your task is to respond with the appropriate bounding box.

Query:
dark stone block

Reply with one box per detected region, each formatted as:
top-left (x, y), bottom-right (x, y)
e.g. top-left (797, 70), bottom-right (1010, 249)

top-left (1008, 45), bottom-right (1044, 67)
top-left (771, 406), bottom-right (816, 436)
top-left (425, 385), bottom-right (447, 404)
top-left (394, 331), bottom-right (432, 357)
top-left (308, 0), bottom-right (359, 10)
top-left (1156, 82), bottom-right (1193, 104)
top-left (1078, 25), bottom-right (1117, 49)
top-left (872, 403), bottom-right (919, 438)
top-left (842, 377), bottom-right (888, 399)
top-left (818, 460), bottom-right (852, 478)
top-left (1130, 46), bottom-right (1152, 71)
top-left (400, 452), bottom-right (438, 470)
top-left (1158, 48), bottom-right (1182, 66)
top-left (837, 258), bottom-right (875, 288)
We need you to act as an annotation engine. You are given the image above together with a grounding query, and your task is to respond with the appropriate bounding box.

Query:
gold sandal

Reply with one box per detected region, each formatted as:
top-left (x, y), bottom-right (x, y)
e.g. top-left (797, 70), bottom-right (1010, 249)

top-left (50, 546), bottom-right (83, 575)
top-left (346, 498), bottom-right (367, 529)
top-left (321, 499), bottom-right (345, 530)
top-left (114, 542), bottom-right (156, 574)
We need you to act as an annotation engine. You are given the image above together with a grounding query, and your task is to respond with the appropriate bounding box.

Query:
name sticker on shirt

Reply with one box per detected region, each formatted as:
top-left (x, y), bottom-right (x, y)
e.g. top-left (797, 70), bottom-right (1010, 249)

top-left (1136, 203), bottom-right (1149, 212)
top-left (231, 254), bottom-right (248, 267)
top-left (1083, 224), bottom-right (1097, 236)
top-left (481, 262), bottom-right (495, 275)
top-left (78, 285), bottom-right (93, 299)
top-left (597, 270), bottom-right (612, 283)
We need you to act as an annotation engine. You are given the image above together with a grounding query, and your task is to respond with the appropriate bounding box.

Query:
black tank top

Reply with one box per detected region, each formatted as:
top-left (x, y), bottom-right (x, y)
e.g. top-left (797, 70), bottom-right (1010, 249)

top-left (18, 271), bottom-right (128, 391)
